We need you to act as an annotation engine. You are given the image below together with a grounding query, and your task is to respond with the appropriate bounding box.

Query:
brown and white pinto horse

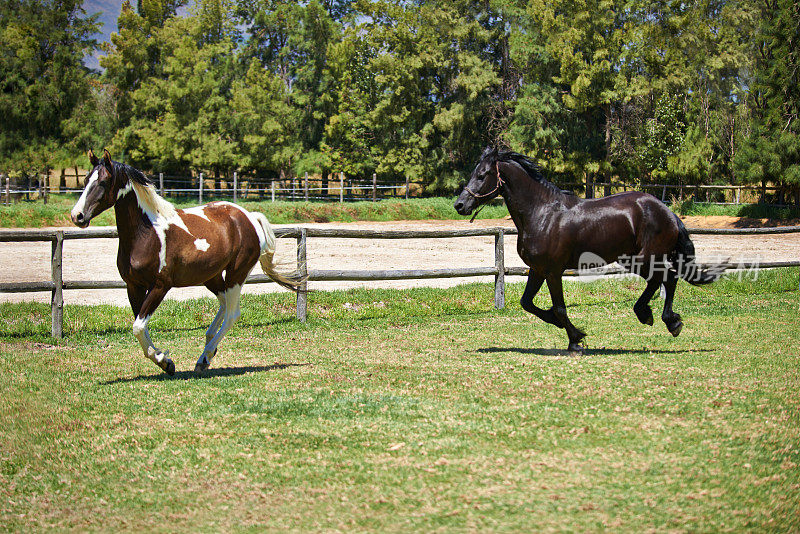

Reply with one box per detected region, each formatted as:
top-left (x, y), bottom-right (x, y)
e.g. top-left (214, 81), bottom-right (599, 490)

top-left (71, 149), bottom-right (303, 375)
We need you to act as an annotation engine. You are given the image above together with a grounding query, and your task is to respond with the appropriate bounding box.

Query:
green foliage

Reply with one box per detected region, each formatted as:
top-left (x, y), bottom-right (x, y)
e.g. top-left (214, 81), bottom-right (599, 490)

top-left (734, 0), bottom-right (800, 197)
top-left (1, 0), bottom-right (797, 201)
top-left (0, 0), bottom-right (100, 171)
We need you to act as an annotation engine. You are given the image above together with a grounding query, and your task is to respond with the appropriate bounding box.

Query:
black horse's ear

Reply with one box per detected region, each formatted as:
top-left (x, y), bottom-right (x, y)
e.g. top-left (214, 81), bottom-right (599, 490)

top-left (102, 149), bottom-right (113, 168)
top-left (88, 149), bottom-right (99, 167)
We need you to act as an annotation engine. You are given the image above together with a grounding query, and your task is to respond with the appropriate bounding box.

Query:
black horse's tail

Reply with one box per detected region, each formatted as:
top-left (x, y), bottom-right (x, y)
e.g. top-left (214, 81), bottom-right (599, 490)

top-left (670, 217), bottom-right (724, 285)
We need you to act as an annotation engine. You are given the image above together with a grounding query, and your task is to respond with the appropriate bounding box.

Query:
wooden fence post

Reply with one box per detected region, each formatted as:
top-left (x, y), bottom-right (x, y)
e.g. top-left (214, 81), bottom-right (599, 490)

top-left (494, 229), bottom-right (505, 309)
top-left (4, 177), bottom-right (8, 206)
top-left (233, 172), bottom-right (238, 202)
top-left (51, 231), bottom-right (64, 338)
top-left (304, 172), bottom-right (309, 201)
top-left (372, 173), bottom-right (377, 202)
top-left (297, 228), bottom-right (308, 322)
top-left (271, 180), bottom-right (276, 202)
top-left (340, 173), bottom-right (344, 203)
top-left (159, 173), bottom-right (164, 196)
top-left (405, 175), bottom-right (410, 199)
top-left (199, 172), bottom-right (204, 204)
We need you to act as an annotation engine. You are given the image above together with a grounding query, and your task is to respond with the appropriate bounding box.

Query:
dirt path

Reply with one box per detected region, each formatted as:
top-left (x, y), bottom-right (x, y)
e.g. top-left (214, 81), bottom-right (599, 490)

top-left (1, 216), bottom-right (798, 307)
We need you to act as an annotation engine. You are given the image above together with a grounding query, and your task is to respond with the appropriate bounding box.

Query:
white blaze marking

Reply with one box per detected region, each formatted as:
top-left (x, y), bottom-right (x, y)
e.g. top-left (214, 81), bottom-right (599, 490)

top-left (194, 238), bottom-right (210, 252)
top-left (70, 168), bottom-right (99, 220)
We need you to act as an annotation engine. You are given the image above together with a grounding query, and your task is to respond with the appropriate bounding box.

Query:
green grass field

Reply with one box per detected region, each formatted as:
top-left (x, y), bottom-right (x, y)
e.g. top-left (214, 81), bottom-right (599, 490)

top-left (0, 195), bottom-right (510, 228)
top-left (1, 270), bottom-right (798, 531)
top-left (2, 194), bottom-right (799, 229)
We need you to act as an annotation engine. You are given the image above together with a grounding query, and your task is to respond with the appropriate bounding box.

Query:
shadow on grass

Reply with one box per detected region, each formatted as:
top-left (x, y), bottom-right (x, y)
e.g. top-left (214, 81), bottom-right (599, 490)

top-left (477, 346), bottom-right (714, 357)
top-left (101, 362), bottom-right (312, 385)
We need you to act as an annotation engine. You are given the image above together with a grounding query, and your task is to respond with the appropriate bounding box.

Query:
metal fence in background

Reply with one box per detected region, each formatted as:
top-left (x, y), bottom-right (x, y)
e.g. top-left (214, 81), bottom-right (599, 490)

top-left (2, 172), bottom-right (795, 206)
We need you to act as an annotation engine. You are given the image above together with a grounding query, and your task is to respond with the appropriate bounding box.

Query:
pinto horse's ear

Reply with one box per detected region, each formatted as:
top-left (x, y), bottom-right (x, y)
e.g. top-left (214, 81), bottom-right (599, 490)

top-left (102, 149), bottom-right (113, 168)
top-left (88, 149), bottom-right (99, 167)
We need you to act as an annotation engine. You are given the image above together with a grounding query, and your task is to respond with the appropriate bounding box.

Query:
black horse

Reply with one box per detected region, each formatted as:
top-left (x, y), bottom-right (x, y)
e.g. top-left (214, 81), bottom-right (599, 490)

top-left (455, 147), bottom-right (720, 353)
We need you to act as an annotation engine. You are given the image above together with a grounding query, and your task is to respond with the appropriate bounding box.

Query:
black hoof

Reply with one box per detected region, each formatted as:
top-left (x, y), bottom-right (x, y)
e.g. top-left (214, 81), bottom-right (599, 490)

top-left (635, 306), bottom-right (654, 326)
top-left (194, 358), bottom-right (210, 373)
top-left (668, 321), bottom-right (683, 337)
top-left (567, 343), bottom-right (584, 355)
top-left (162, 359), bottom-right (175, 376)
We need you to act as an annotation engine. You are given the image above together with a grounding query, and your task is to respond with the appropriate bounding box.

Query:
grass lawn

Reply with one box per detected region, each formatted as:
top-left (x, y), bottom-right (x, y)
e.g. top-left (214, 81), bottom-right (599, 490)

top-left (0, 194), bottom-right (510, 228)
top-left (2, 194), bottom-right (799, 229)
top-left (1, 269), bottom-right (799, 531)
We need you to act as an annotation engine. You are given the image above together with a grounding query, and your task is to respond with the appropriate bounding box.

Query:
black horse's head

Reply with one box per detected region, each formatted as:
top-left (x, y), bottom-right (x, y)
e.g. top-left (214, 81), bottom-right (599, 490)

top-left (70, 149), bottom-right (133, 228)
top-left (454, 146), bottom-right (503, 216)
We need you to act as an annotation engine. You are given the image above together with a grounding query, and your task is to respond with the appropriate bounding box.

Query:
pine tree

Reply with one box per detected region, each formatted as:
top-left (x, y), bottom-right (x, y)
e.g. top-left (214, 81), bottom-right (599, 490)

top-left (735, 0), bottom-right (800, 204)
top-left (0, 0), bottom-right (99, 170)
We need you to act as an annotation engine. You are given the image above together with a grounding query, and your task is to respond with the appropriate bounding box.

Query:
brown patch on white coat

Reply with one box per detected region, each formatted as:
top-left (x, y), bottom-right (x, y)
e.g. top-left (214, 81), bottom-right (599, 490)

top-left (70, 149), bottom-right (304, 375)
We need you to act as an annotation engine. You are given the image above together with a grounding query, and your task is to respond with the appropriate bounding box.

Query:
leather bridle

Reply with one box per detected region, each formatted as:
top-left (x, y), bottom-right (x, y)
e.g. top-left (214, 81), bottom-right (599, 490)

top-left (464, 161), bottom-right (503, 199)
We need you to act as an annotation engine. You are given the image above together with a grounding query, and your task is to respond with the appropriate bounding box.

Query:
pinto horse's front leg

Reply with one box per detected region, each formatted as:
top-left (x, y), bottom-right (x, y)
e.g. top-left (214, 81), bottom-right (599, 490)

top-left (131, 284), bottom-right (175, 375)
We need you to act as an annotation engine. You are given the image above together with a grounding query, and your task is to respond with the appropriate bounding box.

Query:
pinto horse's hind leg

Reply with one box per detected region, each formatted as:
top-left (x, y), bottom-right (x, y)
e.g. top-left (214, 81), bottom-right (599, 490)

top-left (205, 292), bottom-right (226, 346)
top-left (660, 272), bottom-right (683, 336)
top-left (546, 276), bottom-right (586, 354)
top-left (131, 284), bottom-right (175, 375)
top-left (195, 284), bottom-right (243, 372)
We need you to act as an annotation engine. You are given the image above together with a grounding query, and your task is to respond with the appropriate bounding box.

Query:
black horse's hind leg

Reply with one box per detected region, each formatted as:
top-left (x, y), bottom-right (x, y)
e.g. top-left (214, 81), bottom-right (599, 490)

top-left (546, 276), bottom-right (586, 353)
top-left (661, 272), bottom-right (683, 336)
top-left (520, 273), bottom-right (560, 327)
top-left (633, 278), bottom-right (661, 326)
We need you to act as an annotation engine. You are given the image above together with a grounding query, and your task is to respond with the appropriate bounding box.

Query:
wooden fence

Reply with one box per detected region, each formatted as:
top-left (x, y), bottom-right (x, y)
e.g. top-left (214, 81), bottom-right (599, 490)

top-left (1, 226), bottom-right (799, 338)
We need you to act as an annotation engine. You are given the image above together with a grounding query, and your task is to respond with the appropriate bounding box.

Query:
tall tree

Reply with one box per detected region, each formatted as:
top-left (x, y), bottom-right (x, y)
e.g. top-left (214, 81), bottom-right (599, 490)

top-left (0, 0), bottom-right (99, 171)
top-left (735, 0), bottom-right (800, 204)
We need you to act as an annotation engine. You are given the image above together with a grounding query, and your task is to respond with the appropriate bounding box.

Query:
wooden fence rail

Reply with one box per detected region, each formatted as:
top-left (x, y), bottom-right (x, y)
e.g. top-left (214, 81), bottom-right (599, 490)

top-left (1, 225), bottom-right (799, 338)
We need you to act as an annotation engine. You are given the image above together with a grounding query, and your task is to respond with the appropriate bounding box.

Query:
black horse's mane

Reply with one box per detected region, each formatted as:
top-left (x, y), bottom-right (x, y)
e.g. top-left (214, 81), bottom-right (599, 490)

top-left (492, 150), bottom-right (570, 197)
top-left (112, 161), bottom-right (153, 187)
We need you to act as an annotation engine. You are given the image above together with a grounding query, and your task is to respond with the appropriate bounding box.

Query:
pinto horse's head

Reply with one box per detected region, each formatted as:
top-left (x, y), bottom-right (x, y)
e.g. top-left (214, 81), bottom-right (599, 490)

top-left (71, 149), bottom-right (124, 228)
top-left (454, 146), bottom-right (503, 216)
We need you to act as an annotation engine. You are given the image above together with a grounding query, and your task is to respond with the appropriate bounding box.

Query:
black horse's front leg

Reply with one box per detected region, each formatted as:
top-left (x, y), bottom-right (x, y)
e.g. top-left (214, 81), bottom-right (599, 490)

top-left (520, 273), bottom-right (560, 327)
top-left (633, 278), bottom-right (661, 326)
top-left (546, 276), bottom-right (586, 353)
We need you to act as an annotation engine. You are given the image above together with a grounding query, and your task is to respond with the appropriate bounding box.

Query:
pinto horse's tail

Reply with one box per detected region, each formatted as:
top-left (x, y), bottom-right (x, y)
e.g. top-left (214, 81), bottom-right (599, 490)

top-left (670, 217), bottom-right (724, 285)
top-left (252, 213), bottom-right (307, 292)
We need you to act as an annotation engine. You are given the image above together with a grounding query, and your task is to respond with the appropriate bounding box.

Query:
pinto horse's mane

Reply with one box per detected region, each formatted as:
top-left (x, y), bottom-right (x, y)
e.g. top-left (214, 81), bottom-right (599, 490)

top-left (114, 161), bottom-right (177, 220)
